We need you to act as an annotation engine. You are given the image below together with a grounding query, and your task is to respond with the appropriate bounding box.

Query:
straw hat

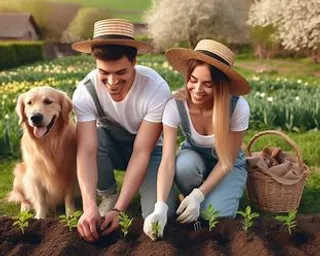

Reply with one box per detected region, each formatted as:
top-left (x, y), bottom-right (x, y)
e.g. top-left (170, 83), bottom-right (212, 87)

top-left (72, 19), bottom-right (150, 54)
top-left (165, 39), bottom-right (251, 95)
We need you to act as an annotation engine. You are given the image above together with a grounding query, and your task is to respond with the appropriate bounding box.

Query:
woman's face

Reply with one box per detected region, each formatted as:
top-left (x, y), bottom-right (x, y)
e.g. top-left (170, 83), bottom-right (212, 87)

top-left (187, 64), bottom-right (214, 106)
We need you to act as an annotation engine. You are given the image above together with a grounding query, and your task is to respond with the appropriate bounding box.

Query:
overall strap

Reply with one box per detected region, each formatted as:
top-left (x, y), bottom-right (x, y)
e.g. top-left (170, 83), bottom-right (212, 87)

top-left (175, 96), bottom-right (240, 136)
top-left (83, 78), bottom-right (132, 135)
top-left (83, 79), bottom-right (106, 118)
top-left (230, 96), bottom-right (240, 116)
top-left (174, 99), bottom-right (191, 137)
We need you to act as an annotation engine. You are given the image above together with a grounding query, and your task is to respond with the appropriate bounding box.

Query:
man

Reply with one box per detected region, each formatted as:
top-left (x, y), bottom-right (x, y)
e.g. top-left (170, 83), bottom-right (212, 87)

top-left (72, 19), bottom-right (176, 242)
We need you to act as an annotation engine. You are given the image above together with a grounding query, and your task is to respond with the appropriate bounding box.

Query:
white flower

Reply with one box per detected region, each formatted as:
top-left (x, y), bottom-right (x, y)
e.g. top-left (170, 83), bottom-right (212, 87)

top-left (267, 97), bottom-right (273, 102)
top-left (4, 114), bottom-right (9, 119)
top-left (297, 79), bottom-right (302, 84)
top-left (260, 92), bottom-right (266, 98)
top-left (295, 96), bottom-right (300, 101)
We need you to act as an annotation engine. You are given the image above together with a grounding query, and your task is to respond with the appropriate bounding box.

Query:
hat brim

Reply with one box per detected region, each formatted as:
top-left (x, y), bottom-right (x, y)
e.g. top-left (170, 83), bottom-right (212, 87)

top-left (72, 39), bottom-right (151, 54)
top-left (165, 48), bottom-right (251, 96)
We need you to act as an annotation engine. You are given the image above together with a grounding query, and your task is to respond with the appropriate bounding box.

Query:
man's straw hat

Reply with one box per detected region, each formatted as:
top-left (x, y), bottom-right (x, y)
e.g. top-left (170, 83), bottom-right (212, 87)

top-left (72, 19), bottom-right (150, 54)
top-left (165, 39), bottom-right (251, 95)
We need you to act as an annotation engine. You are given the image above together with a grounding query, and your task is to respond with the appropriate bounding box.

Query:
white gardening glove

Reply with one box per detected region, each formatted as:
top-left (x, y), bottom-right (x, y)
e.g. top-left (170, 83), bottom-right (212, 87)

top-left (143, 201), bottom-right (168, 241)
top-left (176, 188), bottom-right (204, 224)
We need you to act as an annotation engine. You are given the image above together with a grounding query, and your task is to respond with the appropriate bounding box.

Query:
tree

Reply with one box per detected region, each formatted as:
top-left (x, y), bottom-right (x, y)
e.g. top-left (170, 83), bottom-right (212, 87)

top-left (144, 0), bottom-right (251, 50)
top-left (62, 7), bottom-right (111, 43)
top-left (247, 0), bottom-right (320, 60)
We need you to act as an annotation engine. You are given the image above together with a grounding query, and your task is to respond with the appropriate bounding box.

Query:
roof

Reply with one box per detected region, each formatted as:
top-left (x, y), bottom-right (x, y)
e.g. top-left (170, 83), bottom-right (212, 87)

top-left (0, 13), bottom-right (40, 38)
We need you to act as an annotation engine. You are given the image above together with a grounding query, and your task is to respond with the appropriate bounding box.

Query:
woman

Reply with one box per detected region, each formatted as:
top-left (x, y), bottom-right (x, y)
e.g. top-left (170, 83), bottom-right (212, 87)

top-left (143, 39), bottom-right (251, 240)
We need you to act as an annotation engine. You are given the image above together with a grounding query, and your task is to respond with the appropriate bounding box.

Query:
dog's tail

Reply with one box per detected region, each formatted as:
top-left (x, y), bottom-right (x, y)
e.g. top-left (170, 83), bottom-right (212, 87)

top-left (7, 163), bottom-right (30, 206)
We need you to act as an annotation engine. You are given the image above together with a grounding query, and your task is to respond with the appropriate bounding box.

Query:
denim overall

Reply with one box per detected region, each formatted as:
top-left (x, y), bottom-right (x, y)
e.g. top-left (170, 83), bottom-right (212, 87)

top-left (84, 79), bottom-right (176, 218)
top-left (174, 97), bottom-right (247, 217)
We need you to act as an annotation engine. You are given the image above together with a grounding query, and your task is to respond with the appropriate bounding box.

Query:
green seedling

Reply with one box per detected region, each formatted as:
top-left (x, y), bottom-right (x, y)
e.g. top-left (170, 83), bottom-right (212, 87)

top-left (237, 205), bottom-right (260, 232)
top-left (118, 211), bottom-right (133, 238)
top-left (13, 210), bottom-right (34, 234)
top-left (201, 204), bottom-right (220, 231)
top-left (151, 221), bottom-right (161, 240)
top-left (275, 209), bottom-right (297, 235)
top-left (59, 210), bottom-right (83, 231)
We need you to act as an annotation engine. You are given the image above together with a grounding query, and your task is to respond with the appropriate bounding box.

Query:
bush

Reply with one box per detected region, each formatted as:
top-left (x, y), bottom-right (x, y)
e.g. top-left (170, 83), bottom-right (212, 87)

top-left (0, 41), bottom-right (43, 70)
top-left (61, 7), bottom-right (111, 43)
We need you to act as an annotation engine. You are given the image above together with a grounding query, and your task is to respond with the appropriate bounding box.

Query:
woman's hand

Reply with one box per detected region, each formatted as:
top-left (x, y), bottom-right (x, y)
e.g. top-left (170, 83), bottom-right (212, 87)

top-left (176, 188), bottom-right (204, 223)
top-left (143, 201), bottom-right (168, 240)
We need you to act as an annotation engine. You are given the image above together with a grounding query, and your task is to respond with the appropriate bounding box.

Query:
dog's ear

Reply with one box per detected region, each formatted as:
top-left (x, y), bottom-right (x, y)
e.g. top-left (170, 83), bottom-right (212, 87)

top-left (60, 92), bottom-right (73, 124)
top-left (15, 93), bottom-right (26, 125)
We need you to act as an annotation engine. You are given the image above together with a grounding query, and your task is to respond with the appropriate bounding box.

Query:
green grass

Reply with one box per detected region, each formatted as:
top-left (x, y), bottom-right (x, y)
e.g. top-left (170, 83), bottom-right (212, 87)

top-left (56, 0), bottom-right (152, 22)
top-left (1, 130), bottom-right (320, 217)
top-left (235, 58), bottom-right (320, 83)
top-left (244, 130), bottom-right (320, 167)
top-left (0, 159), bottom-right (18, 216)
top-left (0, 54), bottom-right (319, 217)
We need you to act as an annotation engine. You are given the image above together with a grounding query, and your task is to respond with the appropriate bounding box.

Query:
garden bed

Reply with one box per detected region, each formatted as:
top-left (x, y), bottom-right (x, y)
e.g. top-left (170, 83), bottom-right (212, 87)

top-left (0, 215), bottom-right (319, 256)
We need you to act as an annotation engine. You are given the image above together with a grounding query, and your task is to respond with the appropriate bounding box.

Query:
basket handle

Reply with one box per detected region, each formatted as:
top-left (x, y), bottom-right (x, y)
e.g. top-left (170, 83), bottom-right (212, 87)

top-left (247, 130), bottom-right (304, 169)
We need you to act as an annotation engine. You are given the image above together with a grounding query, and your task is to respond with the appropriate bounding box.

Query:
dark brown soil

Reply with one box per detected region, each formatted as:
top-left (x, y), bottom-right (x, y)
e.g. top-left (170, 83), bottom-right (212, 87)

top-left (0, 215), bottom-right (319, 256)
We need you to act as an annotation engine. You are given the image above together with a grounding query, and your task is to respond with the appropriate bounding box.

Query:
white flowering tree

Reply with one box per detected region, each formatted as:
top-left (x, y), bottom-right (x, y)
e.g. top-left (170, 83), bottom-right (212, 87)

top-left (247, 0), bottom-right (320, 61)
top-left (144, 0), bottom-right (250, 49)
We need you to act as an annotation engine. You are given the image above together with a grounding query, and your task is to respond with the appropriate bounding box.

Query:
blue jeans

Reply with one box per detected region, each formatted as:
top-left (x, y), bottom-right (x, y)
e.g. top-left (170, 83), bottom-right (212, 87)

top-left (96, 126), bottom-right (176, 218)
top-left (175, 148), bottom-right (247, 218)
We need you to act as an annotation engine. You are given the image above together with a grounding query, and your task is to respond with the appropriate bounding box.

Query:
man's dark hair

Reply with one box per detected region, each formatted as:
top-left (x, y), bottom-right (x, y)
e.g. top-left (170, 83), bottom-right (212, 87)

top-left (91, 44), bottom-right (137, 62)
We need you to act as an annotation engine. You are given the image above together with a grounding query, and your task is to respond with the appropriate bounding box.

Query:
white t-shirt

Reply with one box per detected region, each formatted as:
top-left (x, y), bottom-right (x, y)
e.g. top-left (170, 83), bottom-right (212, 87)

top-left (72, 65), bottom-right (170, 135)
top-left (162, 97), bottom-right (250, 148)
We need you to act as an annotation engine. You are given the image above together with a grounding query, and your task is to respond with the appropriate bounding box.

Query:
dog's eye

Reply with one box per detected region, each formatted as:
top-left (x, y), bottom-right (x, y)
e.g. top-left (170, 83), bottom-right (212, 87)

top-left (27, 101), bottom-right (32, 105)
top-left (44, 99), bottom-right (52, 105)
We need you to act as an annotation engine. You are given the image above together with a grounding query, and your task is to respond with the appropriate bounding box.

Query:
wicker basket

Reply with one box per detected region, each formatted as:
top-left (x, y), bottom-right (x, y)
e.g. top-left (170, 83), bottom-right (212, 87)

top-left (246, 130), bottom-right (309, 213)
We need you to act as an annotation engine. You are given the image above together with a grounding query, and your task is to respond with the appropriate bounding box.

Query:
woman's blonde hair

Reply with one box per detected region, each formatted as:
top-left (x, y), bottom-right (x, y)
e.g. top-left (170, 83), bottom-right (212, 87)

top-left (173, 60), bottom-right (232, 169)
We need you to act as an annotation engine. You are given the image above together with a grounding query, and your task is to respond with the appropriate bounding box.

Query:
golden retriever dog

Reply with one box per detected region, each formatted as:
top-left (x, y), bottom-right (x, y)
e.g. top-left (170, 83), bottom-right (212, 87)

top-left (8, 86), bottom-right (77, 219)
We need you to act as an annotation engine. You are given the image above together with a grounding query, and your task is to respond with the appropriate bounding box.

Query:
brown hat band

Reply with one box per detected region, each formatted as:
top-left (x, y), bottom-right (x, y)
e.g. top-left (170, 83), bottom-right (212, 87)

top-left (94, 34), bottom-right (134, 40)
top-left (196, 50), bottom-right (231, 67)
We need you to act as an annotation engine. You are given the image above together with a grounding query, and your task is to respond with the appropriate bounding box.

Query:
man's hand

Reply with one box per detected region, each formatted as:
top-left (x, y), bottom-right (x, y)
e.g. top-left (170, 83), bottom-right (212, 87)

top-left (176, 189), bottom-right (204, 224)
top-left (100, 210), bottom-right (120, 235)
top-left (143, 201), bottom-right (168, 241)
top-left (77, 207), bottom-right (101, 242)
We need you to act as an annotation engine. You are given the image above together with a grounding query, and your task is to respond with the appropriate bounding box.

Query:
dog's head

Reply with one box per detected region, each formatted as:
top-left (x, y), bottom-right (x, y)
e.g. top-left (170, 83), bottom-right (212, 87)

top-left (16, 86), bottom-right (73, 138)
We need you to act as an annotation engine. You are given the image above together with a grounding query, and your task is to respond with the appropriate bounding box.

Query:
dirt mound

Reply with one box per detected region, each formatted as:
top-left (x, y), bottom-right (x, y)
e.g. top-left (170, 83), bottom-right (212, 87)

top-left (1, 215), bottom-right (319, 256)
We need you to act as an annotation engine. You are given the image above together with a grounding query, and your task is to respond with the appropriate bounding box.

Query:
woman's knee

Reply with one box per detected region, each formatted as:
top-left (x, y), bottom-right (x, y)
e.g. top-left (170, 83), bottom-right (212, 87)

top-left (175, 149), bottom-right (205, 179)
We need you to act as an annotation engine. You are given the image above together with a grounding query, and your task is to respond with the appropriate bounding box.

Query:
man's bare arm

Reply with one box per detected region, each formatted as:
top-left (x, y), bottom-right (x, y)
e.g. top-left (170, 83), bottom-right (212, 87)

top-left (114, 120), bottom-right (162, 211)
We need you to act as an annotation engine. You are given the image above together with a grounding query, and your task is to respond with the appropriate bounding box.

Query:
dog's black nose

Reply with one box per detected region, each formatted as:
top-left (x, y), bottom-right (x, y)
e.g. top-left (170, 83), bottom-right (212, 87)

top-left (30, 113), bottom-right (43, 124)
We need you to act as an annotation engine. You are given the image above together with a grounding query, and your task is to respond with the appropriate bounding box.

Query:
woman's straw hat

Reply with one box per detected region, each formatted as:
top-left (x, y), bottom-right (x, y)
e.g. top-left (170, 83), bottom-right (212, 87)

top-left (165, 39), bottom-right (251, 95)
top-left (72, 19), bottom-right (150, 54)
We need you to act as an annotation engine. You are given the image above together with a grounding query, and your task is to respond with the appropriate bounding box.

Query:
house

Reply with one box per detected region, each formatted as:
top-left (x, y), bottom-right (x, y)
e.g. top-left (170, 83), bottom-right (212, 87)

top-left (0, 13), bottom-right (40, 41)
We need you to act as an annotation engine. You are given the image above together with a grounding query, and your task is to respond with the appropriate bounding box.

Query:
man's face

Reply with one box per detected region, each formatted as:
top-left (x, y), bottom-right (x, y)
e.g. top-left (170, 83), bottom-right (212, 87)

top-left (96, 56), bottom-right (136, 101)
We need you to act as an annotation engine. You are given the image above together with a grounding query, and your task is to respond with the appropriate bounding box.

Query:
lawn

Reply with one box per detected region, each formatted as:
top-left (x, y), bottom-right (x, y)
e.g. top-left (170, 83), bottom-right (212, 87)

top-left (56, 0), bottom-right (152, 22)
top-left (0, 54), bottom-right (319, 218)
top-left (235, 58), bottom-right (320, 83)
top-left (1, 129), bottom-right (320, 216)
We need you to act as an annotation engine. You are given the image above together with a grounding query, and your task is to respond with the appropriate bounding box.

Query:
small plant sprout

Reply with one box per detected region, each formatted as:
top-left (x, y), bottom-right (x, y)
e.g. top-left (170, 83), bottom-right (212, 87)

top-left (59, 210), bottom-right (83, 231)
top-left (237, 206), bottom-right (260, 232)
top-left (151, 221), bottom-right (161, 240)
top-left (13, 210), bottom-right (34, 234)
top-left (275, 209), bottom-right (297, 235)
top-left (201, 204), bottom-right (220, 231)
top-left (118, 211), bottom-right (133, 238)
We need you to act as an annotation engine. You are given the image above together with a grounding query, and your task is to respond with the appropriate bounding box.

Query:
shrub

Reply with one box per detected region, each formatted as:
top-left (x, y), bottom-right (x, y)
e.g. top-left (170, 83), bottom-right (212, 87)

top-left (0, 41), bottom-right (43, 70)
